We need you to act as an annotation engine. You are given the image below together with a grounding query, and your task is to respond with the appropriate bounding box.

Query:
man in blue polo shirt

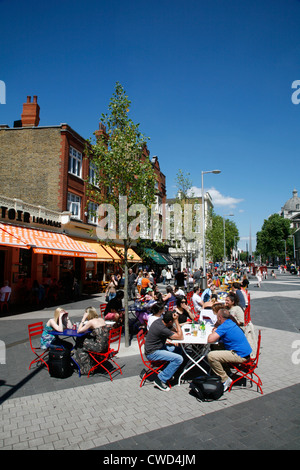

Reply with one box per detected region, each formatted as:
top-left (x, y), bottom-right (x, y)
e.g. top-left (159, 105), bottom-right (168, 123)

top-left (207, 308), bottom-right (252, 391)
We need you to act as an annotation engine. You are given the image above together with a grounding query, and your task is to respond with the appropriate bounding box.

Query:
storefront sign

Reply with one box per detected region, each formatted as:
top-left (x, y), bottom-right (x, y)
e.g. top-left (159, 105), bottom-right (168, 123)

top-left (0, 206), bottom-right (61, 227)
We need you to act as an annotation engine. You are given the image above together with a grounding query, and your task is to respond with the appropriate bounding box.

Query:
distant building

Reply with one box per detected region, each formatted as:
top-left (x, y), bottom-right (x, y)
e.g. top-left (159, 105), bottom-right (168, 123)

top-left (281, 189), bottom-right (300, 265)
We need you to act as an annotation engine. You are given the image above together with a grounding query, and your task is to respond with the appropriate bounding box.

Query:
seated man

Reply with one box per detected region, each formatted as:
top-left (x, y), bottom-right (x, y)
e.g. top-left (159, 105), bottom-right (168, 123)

top-left (207, 308), bottom-right (252, 391)
top-left (145, 311), bottom-right (184, 392)
top-left (192, 285), bottom-right (203, 313)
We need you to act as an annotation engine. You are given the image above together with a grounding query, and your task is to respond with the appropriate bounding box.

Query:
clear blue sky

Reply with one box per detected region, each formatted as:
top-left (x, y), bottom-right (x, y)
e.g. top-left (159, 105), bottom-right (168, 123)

top-left (1, 0), bottom-right (300, 252)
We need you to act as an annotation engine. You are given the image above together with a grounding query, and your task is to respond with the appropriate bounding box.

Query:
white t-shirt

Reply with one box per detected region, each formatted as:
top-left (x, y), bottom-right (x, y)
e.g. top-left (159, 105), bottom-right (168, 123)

top-left (147, 315), bottom-right (160, 330)
top-left (0, 286), bottom-right (11, 302)
top-left (192, 292), bottom-right (203, 312)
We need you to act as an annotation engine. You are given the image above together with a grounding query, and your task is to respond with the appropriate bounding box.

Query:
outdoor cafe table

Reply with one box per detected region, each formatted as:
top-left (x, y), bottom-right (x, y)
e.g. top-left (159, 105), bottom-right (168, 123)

top-left (170, 321), bottom-right (215, 386)
top-left (50, 321), bottom-right (116, 376)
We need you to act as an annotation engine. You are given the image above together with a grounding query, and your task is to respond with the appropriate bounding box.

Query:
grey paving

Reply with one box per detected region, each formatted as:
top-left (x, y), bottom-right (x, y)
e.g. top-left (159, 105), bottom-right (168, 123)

top-left (0, 271), bottom-right (299, 451)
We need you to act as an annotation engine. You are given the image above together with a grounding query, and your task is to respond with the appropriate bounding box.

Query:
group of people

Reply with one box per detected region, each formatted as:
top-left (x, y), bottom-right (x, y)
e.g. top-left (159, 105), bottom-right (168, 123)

top-left (40, 306), bottom-right (112, 375)
top-left (40, 267), bottom-right (254, 394)
top-left (142, 274), bottom-right (254, 393)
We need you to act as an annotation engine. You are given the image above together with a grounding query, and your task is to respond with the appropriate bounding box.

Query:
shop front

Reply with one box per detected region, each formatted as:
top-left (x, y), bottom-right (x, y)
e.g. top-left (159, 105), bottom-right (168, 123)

top-left (0, 221), bottom-right (97, 306)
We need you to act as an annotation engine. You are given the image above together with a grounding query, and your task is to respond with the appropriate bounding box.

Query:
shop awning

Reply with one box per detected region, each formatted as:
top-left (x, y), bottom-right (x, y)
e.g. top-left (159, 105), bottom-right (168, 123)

top-left (143, 248), bottom-right (168, 265)
top-left (0, 223), bottom-right (97, 258)
top-left (159, 253), bottom-right (176, 265)
top-left (0, 223), bottom-right (30, 249)
top-left (114, 246), bottom-right (142, 263)
top-left (102, 244), bottom-right (122, 261)
top-left (80, 240), bottom-right (114, 262)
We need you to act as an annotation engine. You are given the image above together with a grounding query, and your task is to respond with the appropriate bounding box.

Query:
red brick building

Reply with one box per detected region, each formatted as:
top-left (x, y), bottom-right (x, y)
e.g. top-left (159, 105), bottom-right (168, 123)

top-left (0, 96), bottom-right (166, 306)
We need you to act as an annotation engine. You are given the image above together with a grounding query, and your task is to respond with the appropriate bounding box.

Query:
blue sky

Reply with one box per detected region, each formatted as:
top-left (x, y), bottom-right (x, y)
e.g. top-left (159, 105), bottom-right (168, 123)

top-left (1, 0), bottom-right (300, 252)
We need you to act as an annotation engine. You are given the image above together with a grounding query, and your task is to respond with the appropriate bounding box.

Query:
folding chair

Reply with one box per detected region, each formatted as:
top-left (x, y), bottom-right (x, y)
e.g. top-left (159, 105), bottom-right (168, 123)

top-left (87, 326), bottom-right (122, 379)
top-left (228, 330), bottom-right (263, 394)
top-left (168, 300), bottom-right (175, 311)
top-left (244, 305), bottom-right (251, 326)
top-left (99, 303), bottom-right (106, 319)
top-left (0, 292), bottom-right (10, 313)
top-left (137, 329), bottom-right (171, 388)
top-left (28, 322), bottom-right (49, 371)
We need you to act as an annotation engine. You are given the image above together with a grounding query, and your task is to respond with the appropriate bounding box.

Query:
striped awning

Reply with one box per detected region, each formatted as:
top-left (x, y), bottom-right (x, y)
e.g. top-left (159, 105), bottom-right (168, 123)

top-left (0, 223), bottom-right (97, 258)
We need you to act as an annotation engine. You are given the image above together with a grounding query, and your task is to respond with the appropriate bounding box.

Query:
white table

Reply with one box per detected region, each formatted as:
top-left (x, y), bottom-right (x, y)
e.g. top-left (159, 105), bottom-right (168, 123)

top-left (171, 321), bottom-right (215, 386)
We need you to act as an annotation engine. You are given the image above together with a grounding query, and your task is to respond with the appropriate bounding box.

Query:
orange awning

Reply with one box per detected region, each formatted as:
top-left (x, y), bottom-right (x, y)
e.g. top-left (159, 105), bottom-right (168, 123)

top-left (0, 223), bottom-right (97, 258)
top-left (102, 244), bottom-right (122, 261)
top-left (79, 240), bottom-right (114, 262)
top-left (114, 246), bottom-right (142, 263)
top-left (0, 223), bottom-right (30, 249)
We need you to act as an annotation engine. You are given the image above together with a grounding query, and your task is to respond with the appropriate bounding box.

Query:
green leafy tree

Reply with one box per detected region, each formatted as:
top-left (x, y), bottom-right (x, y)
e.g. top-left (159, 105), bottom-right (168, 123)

top-left (256, 213), bottom-right (291, 263)
top-left (86, 82), bottom-right (156, 347)
top-left (206, 210), bottom-right (239, 263)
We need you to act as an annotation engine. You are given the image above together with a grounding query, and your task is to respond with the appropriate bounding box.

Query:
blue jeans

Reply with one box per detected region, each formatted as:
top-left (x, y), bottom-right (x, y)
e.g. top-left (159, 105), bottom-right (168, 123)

top-left (146, 345), bottom-right (183, 383)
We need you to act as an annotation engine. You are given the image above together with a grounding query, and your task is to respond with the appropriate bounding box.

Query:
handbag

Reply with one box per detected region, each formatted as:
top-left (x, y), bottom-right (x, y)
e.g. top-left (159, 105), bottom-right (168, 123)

top-left (189, 376), bottom-right (224, 401)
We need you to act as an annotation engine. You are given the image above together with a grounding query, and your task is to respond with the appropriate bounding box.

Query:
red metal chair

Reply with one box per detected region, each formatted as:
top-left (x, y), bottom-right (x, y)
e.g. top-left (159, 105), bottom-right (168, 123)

top-left (28, 322), bottom-right (49, 371)
top-left (186, 291), bottom-right (193, 301)
top-left (0, 292), bottom-right (10, 313)
top-left (137, 329), bottom-right (171, 388)
top-left (244, 305), bottom-right (251, 326)
top-left (228, 330), bottom-right (263, 394)
top-left (87, 326), bottom-right (122, 379)
top-left (168, 300), bottom-right (175, 311)
top-left (99, 303), bottom-right (106, 319)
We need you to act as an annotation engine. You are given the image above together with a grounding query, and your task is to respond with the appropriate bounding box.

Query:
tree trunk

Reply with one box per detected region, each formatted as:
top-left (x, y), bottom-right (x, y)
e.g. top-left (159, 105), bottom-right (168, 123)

top-left (124, 240), bottom-right (130, 347)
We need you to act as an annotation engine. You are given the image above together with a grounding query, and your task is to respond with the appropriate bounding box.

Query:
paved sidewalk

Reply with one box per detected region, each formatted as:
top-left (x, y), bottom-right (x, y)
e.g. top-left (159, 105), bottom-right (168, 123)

top-left (0, 274), bottom-right (300, 450)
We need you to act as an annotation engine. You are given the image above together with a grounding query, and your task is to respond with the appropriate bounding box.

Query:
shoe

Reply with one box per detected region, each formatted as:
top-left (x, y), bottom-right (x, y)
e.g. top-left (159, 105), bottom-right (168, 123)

top-left (223, 377), bottom-right (233, 392)
top-left (154, 376), bottom-right (170, 392)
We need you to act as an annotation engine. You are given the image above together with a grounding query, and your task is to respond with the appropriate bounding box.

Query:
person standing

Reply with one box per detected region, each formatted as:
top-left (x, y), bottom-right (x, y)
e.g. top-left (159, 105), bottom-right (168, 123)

top-left (161, 268), bottom-right (167, 285)
top-left (127, 268), bottom-right (136, 301)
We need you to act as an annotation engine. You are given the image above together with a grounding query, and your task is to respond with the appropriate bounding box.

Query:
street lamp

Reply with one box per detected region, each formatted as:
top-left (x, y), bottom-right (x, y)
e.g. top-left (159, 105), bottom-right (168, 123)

top-left (223, 213), bottom-right (234, 270)
top-left (281, 239), bottom-right (287, 265)
top-left (201, 169), bottom-right (221, 286)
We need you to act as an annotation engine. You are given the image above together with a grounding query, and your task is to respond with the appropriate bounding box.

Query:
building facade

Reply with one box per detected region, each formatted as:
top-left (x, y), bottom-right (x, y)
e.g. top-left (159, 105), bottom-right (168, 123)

top-left (0, 96), bottom-right (166, 305)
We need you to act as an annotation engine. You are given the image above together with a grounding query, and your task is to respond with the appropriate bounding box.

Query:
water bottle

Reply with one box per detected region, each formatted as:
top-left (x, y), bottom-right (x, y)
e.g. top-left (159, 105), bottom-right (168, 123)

top-left (200, 321), bottom-right (206, 338)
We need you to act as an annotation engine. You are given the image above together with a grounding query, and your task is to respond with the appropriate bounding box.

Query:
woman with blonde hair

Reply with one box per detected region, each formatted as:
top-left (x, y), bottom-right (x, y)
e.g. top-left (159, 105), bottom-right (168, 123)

top-left (74, 306), bottom-right (110, 375)
top-left (40, 307), bottom-right (73, 349)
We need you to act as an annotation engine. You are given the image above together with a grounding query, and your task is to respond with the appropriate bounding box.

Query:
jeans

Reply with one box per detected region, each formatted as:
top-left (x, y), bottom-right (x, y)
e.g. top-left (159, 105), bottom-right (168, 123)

top-left (146, 345), bottom-right (183, 383)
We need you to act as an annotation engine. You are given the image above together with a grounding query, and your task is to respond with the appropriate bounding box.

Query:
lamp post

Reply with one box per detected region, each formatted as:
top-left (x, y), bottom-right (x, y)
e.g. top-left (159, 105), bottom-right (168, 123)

top-left (223, 213), bottom-right (234, 271)
top-left (201, 169), bottom-right (221, 287)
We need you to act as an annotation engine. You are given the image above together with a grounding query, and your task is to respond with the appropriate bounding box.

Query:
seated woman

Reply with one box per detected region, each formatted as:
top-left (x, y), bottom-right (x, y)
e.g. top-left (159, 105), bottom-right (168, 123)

top-left (174, 296), bottom-right (195, 324)
top-left (163, 285), bottom-right (177, 308)
top-left (40, 307), bottom-right (73, 350)
top-left (73, 306), bottom-right (110, 375)
top-left (104, 290), bottom-right (124, 325)
top-left (147, 302), bottom-right (165, 330)
top-left (224, 292), bottom-right (245, 328)
top-left (203, 293), bottom-right (218, 309)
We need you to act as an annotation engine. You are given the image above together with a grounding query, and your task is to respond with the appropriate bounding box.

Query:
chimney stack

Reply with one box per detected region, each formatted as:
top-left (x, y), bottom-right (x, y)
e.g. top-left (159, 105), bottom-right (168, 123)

top-left (21, 95), bottom-right (40, 127)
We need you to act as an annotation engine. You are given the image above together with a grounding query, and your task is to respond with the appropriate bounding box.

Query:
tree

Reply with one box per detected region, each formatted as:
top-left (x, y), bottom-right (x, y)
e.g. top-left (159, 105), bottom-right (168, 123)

top-left (256, 213), bottom-right (291, 263)
top-left (206, 210), bottom-right (239, 264)
top-left (86, 82), bottom-right (156, 347)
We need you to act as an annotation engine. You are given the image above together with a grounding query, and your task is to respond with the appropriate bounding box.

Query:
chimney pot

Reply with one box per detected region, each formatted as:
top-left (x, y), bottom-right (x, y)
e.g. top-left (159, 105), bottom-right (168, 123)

top-left (21, 95), bottom-right (40, 127)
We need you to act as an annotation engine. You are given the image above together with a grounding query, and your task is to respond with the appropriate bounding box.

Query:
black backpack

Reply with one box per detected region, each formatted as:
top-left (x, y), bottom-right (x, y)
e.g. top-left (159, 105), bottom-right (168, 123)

top-left (189, 376), bottom-right (224, 401)
top-left (48, 344), bottom-right (73, 378)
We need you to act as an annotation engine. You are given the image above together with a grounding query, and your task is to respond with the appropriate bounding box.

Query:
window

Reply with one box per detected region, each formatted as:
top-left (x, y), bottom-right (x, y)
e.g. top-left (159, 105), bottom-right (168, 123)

top-left (68, 146), bottom-right (82, 177)
top-left (67, 193), bottom-right (81, 219)
top-left (89, 162), bottom-right (99, 186)
top-left (88, 202), bottom-right (99, 225)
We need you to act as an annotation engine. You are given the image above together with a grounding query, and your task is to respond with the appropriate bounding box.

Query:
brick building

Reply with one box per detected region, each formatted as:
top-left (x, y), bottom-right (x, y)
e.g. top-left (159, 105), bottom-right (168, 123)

top-left (0, 96), bottom-right (166, 306)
